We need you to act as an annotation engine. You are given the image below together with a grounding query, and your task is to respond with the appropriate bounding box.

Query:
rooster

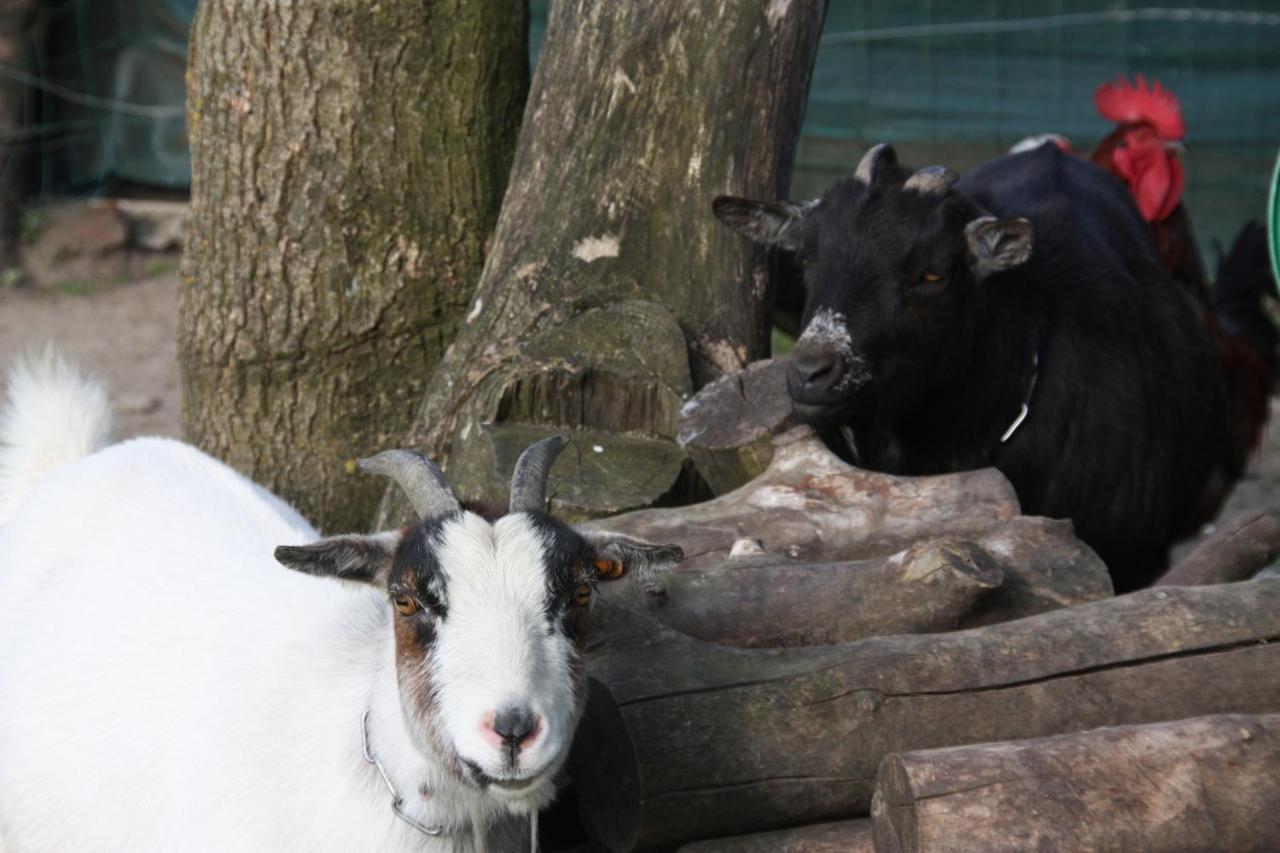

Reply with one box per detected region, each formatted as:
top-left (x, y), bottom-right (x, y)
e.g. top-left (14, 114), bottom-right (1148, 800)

top-left (1090, 74), bottom-right (1208, 295)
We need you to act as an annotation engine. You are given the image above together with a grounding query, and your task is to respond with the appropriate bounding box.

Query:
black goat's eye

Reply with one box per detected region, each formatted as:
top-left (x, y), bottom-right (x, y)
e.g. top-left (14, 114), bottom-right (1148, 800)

top-left (392, 594), bottom-right (420, 616)
top-left (920, 271), bottom-right (944, 284)
top-left (572, 584), bottom-right (592, 608)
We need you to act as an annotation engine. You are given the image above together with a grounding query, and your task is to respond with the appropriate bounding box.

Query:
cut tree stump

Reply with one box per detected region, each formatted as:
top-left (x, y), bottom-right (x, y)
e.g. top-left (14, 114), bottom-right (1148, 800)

top-left (570, 578), bottom-right (1280, 850)
top-left (1157, 510), bottom-right (1280, 587)
top-left (871, 714), bottom-right (1280, 853)
top-left (676, 358), bottom-right (794, 494)
top-left (580, 426), bottom-right (1020, 567)
top-left (678, 819), bottom-right (873, 853)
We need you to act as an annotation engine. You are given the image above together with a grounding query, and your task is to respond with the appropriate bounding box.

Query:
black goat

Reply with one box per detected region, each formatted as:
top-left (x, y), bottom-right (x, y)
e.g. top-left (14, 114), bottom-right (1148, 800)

top-left (714, 142), bottom-right (1235, 591)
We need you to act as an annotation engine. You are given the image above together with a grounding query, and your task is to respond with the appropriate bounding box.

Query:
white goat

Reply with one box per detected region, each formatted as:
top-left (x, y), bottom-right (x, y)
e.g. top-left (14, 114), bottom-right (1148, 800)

top-left (0, 352), bottom-right (679, 852)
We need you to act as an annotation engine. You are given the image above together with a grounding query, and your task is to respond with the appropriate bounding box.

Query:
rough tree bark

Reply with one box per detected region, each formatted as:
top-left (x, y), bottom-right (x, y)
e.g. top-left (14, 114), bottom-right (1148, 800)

top-left (679, 819), bottom-right (874, 853)
top-left (380, 0), bottom-right (828, 522)
top-left (581, 427), bottom-right (1021, 567)
top-left (1157, 510), bottom-right (1280, 587)
top-left (180, 0), bottom-right (528, 531)
top-left (600, 524), bottom-right (1110, 647)
top-left (570, 578), bottom-right (1280, 850)
top-left (871, 714), bottom-right (1280, 853)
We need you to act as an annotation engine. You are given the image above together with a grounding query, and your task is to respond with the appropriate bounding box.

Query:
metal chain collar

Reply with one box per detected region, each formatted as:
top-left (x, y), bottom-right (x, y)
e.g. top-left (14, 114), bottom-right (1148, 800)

top-left (361, 709), bottom-right (445, 838)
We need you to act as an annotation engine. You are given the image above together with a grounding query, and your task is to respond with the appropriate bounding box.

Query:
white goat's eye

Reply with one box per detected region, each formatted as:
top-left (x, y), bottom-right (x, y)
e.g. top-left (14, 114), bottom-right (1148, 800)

top-left (572, 584), bottom-right (592, 607)
top-left (392, 594), bottom-right (420, 616)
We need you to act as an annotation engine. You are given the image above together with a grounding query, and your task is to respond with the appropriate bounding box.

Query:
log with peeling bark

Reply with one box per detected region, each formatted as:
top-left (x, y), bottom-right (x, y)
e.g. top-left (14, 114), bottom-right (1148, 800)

top-left (870, 714), bottom-right (1280, 853)
top-left (602, 538), bottom-right (1003, 647)
top-left (678, 819), bottom-right (873, 853)
top-left (676, 358), bottom-right (794, 494)
top-left (569, 578), bottom-right (1280, 850)
top-left (1157, 510), bottom-right (1280, 587)
top-left (580, 426), bottom-right (1020, 567)
top-left (600, 521), bottom-right (1111, 647)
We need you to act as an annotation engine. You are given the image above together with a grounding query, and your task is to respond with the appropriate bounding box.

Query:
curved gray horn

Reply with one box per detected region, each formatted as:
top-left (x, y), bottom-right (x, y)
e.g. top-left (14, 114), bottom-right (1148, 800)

top-left (855, 143), bottom-right (898, 184)
top-left (358, 449), bottom-right (460, 519)
top-left (509, 433), bottom-right (571, 514)
top-left (903, 165), bottom-right (959, 195)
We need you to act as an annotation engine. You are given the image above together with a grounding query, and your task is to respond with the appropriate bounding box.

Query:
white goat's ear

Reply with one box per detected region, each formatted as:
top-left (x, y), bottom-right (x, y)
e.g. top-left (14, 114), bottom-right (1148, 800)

top-left (579, 530), bottom-right (683, 581)
top-left (712, 195), bottom-right (813, 252)
top-left (965, 216), bottom-right (1034, 280)
top-left (274, 530), bottom-right (400, 586)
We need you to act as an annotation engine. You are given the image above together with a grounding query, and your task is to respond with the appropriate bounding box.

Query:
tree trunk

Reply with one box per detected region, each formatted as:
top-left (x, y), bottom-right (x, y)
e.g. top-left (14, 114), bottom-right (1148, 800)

top-left (570, 578), bottom-right (1280, 850)
top-left (871, 714), bottom-right (1280, 853)
top-left (380, 0), bottom-right (827, 523)
top-left (180, 0), bottom-right (528, 532)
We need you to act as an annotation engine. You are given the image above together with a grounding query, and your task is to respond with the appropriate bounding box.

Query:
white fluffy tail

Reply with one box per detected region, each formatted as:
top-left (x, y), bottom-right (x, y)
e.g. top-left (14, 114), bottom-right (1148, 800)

top-left (0, 348), bottom-right (114, 524)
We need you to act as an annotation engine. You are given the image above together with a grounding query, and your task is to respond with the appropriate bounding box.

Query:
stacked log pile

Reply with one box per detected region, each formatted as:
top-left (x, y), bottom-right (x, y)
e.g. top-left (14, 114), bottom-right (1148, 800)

top-left (554, 359), bottom-right (1280, 851)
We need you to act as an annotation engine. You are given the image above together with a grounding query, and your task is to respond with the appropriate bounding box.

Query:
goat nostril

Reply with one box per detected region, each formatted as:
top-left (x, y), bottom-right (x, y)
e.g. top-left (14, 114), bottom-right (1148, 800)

top-left (490, 705), bottom-right (540, 751)
top-left (792, 351), bottom-right (842, 387)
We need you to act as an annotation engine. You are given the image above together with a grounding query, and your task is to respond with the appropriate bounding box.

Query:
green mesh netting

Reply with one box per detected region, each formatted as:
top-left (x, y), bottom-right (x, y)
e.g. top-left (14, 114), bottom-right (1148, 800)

top-left (35, 0), bottom-right (1280, 260)
top-left (35, 0), bottom-right (191, 192)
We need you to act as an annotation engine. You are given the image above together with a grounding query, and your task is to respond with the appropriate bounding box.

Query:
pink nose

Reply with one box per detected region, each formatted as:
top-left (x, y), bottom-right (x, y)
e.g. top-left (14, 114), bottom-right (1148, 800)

top-left (480, 705), bottom-right (542, 754)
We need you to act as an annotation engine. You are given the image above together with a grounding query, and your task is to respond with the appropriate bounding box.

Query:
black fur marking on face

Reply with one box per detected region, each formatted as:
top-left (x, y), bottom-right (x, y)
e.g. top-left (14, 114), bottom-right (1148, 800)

top-left (523, 512), bottom-right (597, 641)
top-left (389, 514), bottom-right (456, 619)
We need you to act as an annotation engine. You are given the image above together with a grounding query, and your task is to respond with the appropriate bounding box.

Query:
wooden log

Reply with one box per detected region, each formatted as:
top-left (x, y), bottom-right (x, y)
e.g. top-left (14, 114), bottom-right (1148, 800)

top-left (678, 819), bottom-right (873, 853)
top-left (963, 516), bottom-right (1112, 626)
top-left (677, 358), bottom-right (794, 495)
top-left (871, 714), bottom-right (1280, 853)
top-left (570, 578), bottom-right (1280, 850)
top-left (601, 518), bottom-right (1111, 648)
top-left (1157, 510), bottom-right (1280, 587)
top-left (580, 426), bottom-right (1020, 568)
top-left (601, 538), bottom-right (1004, 647)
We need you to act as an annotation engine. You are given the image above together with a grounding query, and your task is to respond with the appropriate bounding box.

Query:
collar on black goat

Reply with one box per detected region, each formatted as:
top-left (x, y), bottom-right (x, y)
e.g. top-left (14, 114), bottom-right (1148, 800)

top-left (999, 348), bottom-right (1040, 444)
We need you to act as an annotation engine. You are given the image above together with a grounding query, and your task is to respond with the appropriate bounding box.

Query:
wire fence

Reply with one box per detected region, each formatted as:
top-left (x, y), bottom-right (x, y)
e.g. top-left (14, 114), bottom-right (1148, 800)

top-left (7, 0), bottom-right (1278, 257)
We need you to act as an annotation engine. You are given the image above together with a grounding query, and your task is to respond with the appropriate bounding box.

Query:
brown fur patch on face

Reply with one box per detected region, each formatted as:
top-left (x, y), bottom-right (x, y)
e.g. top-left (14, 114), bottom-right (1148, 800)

top-left (392, 612), bottom-right (470, 784)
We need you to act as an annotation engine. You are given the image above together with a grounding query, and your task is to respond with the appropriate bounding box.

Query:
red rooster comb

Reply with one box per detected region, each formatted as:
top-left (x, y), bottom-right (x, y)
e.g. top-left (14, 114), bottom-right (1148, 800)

top-left (1094, 74), bottom-right (1185, 140)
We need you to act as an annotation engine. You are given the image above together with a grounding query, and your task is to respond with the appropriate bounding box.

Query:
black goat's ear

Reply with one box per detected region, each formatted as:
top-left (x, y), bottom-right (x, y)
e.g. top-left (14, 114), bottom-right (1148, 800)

top-left (579, 530), bottom-right (683, 582)
top-left (274, 530), bottom-right (401, 587)
top-left (965, 216), bottom-right (1034, 280)
top-left (712, 196), bottom-right (813, 252)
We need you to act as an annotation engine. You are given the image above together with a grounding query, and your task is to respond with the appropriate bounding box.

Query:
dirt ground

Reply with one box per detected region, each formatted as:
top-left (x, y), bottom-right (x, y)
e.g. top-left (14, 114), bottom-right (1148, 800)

top-left (0, 271), bottom-right (182, 439)
top-left (1, 272), bottom-right (1278, 562)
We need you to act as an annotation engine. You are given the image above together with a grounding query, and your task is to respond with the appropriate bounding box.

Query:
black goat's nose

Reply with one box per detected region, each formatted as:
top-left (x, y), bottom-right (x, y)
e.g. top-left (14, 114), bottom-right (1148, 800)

top-left (491, 705), bottom-right (539, 750)
top-left (789, 349), bottom-right (846, 399)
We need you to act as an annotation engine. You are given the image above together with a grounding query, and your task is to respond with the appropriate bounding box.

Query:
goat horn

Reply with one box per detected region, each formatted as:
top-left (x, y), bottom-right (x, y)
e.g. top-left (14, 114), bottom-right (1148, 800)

top-left (903, 165), bottom-right (959, 195)
top-left (508, 433), bottom-right (571, 514)
top-left (855, 143), bottom-right (898, 184)
top-left (358, 449), bottom-right (460, 519)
